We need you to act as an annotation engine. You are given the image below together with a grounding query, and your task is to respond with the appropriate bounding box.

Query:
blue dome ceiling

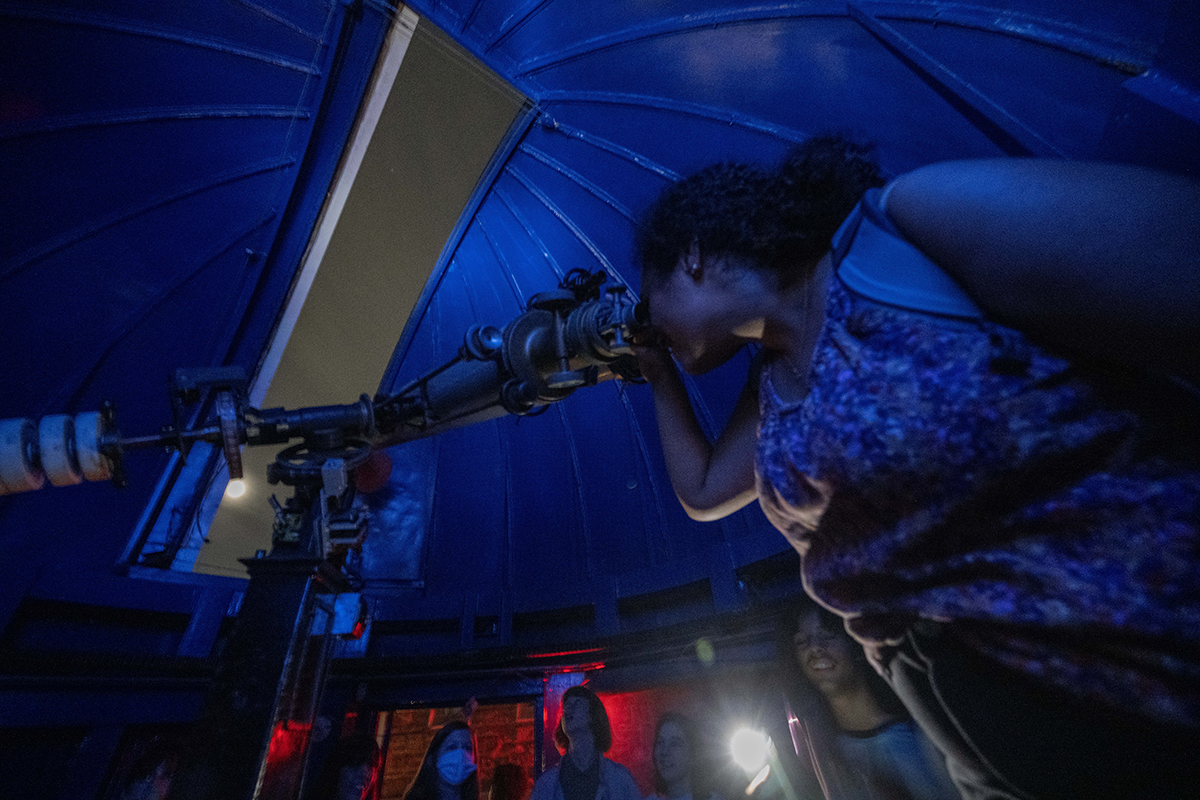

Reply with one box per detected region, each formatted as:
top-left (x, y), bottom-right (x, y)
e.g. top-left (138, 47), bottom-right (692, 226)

top-left (2, 0), bottom-right (1197, 659)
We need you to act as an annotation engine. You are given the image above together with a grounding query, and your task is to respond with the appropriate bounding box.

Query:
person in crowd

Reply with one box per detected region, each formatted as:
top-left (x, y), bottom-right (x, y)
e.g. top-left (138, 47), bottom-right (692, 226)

top-left (631, 135), bottom-right (1200, 798)
top-left (308, 731), bottom-right (384, 800)
top-left (648, 712), bottom-right (719, 800)
top-left (490, 763), bottom-right (532, 800)
top-left (780, 599), bottom-right (958, 800)
top-left (529, 685), bottom-right (642, 800)
top-left (113, 736), bottom-right (179, 800)
top-left (403, 720), bottom-right (479, 800)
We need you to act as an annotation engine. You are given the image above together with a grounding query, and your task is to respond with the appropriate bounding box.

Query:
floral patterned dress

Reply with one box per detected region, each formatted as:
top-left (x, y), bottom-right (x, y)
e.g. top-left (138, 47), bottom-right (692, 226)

top-left (757, 276), bottom-right (1200, 729)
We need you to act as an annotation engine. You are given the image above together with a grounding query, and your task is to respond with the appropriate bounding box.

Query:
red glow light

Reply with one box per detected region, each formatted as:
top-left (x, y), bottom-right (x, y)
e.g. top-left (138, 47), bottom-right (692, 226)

top-left (528, 647), bottom-right (605, 659)
top-left (266, 721), bottom-right (310, 766)
top-left (546, 662), bottom-right (606, 674)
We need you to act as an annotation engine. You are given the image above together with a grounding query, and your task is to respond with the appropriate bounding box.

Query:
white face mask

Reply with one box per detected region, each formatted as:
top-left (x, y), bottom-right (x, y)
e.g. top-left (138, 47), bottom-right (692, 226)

top-left (437, 748), bottom-right (477, 786)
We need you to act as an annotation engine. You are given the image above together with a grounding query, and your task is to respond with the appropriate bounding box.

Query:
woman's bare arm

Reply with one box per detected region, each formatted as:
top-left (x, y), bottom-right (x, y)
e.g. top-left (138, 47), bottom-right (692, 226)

top-left (635, 343), bottom-right (759, 521)
top-left (885, 159), bottom-right (1200, 383)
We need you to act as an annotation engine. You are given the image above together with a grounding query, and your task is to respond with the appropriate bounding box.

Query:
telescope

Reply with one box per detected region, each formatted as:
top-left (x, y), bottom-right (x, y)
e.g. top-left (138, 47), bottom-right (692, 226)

top-left (0, 269), bottom-right (647, 497)
top-left (0, 269), bottom-right (647, 800)
top-left (0, 268), bottom-right (644, 800)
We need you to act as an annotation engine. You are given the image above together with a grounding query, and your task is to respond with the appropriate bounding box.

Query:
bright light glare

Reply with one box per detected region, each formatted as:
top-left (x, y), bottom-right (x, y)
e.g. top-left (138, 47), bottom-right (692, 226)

top-left (730, 728), bottom-right (769, 773)
top-left (225, 479), bottom-right (246, 498)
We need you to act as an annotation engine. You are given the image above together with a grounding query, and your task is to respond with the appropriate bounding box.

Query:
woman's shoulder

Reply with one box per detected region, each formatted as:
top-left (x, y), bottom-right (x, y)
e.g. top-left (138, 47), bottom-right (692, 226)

top-left (599, 757), bottom-right (641, 796)
top-left (599, 756), bottom-right (638, 781)
top-left (883, 159), bottom-right (1200, 382)
top-left (533, 764), bottom-right (561, 783)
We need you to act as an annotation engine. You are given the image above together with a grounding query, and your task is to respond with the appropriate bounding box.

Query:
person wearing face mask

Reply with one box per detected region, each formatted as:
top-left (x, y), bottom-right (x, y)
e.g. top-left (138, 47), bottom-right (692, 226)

top-left (529, 686), bottom-right (641, 800)
top-left (777, 600), bottom-right (957, 800)
top-left (403, 720), bottom-right (480, 800)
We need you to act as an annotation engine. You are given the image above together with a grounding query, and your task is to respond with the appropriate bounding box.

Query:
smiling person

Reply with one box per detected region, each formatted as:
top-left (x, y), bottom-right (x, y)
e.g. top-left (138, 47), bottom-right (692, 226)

top-left (779, 600), bottom-right (957, 800)
top-left (633, 136), bottom-right (1200, 797)
top-left (403, 720), bottom-right (479, 800)
top-left (530, 686), bottom-right (642, 800)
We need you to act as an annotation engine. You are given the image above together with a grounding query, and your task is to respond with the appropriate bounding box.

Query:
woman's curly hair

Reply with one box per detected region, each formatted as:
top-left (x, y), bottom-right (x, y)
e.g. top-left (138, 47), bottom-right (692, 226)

top-left (636, 135), bottom-right (885, 291)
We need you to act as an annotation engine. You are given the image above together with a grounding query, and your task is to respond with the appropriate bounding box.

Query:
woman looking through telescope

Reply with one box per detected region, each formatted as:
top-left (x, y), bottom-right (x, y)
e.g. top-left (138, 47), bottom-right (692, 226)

top-left (631, 135), bottom-right (1200, 798)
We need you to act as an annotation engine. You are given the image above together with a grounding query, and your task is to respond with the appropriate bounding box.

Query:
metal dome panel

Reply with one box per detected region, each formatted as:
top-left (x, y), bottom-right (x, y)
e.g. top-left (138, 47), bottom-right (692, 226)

top-left (1, 0), bottom-right (393, 617)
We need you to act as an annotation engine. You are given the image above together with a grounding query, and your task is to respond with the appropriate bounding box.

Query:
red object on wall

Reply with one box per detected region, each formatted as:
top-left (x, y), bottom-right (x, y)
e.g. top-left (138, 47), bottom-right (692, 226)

top-left (355, 449), bottom-right (394, 494)
top-left (261, 721), bottom-right (312, 800)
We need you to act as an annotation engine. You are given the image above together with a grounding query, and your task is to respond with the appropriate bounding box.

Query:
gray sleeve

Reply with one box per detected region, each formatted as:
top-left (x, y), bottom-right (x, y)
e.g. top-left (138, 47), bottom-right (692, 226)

top-left (603, 759), bottom-right (644, 800)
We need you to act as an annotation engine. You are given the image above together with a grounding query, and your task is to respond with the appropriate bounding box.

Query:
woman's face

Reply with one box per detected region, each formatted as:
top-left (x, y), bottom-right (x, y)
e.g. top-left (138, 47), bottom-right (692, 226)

top-left (646, 255), bottom-right (759, 375)
top-left (793, 610), bottom-right (862, 696)
top-left (561, 695), bottom-right (593, 741)
top-left (438, 728), bottom-right (474, 764)
top-left (653, 720), bottom-right (691, 789)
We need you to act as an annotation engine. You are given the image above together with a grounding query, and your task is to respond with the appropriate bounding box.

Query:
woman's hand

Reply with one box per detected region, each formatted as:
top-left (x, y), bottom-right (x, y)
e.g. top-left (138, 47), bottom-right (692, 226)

top-left (630, 329), bottom-right (677, 385)
top-left (629, 326), bottom-right (760, 521)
